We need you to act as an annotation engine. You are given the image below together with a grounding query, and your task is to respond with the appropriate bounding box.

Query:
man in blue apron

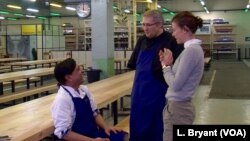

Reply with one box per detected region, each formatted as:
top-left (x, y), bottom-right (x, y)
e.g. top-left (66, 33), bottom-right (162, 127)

top-left (127, 10), bottom-right (183, 141)
top-left (52, 58), bottom-right (127, 141)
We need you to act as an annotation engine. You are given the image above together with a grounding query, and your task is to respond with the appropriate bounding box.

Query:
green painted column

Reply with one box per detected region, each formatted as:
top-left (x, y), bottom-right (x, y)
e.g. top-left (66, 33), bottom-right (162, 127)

top-left (91, 0), bottom-right (114, 78)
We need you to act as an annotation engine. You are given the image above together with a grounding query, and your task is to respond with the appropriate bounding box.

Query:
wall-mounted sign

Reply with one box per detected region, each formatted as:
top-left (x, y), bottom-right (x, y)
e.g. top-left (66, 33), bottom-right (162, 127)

top-left (21, 25), bottom-right (36, 35)
top-left (21, 25), bottom-right (42, 35)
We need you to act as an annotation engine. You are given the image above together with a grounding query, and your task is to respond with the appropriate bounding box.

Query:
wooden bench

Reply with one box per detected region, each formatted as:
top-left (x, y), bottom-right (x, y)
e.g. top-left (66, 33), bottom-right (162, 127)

top-left (3, 77), bottom-right (40, 86)
top-left (115, 116), bottom-right (130, 133)
top-left (0, 66), bottom-right (32, 73)
top-left (0, 67), bottom-right (54, 95)
top-left (0, 84), bottom-right (57, 104)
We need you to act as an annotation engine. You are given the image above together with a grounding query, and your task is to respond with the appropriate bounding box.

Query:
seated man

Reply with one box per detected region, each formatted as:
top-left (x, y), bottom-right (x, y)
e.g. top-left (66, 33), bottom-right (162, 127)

top-left (51, 58), bottom-right (127, 141)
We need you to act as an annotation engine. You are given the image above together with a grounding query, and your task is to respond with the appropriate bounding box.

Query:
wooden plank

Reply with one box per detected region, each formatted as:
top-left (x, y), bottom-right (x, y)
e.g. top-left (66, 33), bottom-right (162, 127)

top-left (3, 77), bottom-right (40, 85)
top-left (0, 84), bottom-right (57, 104)
top-left (10, 58), bottom-right (66, 68)
top-left (115, 116), bottom-right (130, 133)
top-left (0, 68), bottom-right (54, 83)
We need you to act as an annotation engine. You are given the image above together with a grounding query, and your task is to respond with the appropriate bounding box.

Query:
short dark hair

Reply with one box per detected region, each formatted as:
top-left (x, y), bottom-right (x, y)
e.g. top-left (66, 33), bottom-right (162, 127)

top-left (172, 11), bottom-right (203, 33)
top-left (54, 58), bottom-right (76, 85)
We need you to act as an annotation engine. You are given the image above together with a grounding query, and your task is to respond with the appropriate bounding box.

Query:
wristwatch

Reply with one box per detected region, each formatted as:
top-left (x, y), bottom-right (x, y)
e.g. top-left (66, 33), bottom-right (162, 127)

top-left (162, 65), bottom-right (171, 69)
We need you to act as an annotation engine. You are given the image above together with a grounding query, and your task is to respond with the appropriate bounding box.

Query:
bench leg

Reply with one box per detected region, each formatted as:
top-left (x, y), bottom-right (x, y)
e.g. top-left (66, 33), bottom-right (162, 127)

top-left (112, 101), bottom-right (118, 125)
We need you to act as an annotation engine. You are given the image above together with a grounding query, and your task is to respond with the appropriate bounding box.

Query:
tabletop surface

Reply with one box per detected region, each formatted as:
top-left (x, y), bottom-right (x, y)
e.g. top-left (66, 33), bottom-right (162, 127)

top-left (0, 70), bottom-right (135, 141)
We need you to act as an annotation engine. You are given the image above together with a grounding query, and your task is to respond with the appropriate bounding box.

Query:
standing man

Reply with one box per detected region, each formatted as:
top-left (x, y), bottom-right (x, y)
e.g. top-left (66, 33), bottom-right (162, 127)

top-left (127, 10), bottom-right (183, 141)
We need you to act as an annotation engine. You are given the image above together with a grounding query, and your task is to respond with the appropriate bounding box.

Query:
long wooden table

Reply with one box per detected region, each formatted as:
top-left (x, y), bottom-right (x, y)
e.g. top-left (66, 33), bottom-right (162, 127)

top-left (0, 58), bottom-right (27, 66)
top-left (10, 58), bottom-right (65, 71)
top-left (0, 71), bottom-right (134, 141)
top-left (0, 67), bottom-right (54, 95)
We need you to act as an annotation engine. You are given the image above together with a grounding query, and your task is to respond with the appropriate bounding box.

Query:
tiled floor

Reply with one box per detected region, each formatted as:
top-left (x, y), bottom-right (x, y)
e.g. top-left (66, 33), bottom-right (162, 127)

top-left (193, 59), bottom-right (250, 124)
top-left (193, 85), bottom-right (250, 124)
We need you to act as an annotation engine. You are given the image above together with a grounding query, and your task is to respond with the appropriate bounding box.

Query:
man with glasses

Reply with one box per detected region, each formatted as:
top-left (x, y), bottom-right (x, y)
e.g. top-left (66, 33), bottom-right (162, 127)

top-left (127, 10), bottom-right (183, 141)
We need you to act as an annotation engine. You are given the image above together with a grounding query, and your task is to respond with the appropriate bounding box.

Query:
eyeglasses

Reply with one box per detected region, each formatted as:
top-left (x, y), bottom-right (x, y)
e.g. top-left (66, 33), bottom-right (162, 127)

top-left (141, 22), bottom-right (158, 27)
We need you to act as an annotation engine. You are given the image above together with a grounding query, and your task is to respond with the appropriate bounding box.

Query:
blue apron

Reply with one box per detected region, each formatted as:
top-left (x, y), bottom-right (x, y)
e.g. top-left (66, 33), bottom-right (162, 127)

top-left (62, 86), bottom-right (127, 141)
top-left (130, 43), bottom-right (167, 141)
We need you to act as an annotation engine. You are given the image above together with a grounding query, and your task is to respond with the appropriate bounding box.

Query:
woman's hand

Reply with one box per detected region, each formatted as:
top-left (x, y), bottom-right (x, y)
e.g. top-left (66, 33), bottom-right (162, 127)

top-left (159, 48), bottom-right (173, 67)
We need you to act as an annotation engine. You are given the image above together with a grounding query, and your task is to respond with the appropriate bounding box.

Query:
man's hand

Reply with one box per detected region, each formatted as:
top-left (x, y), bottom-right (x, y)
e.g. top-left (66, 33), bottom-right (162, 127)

top-left (104, 127), bottom-right (122, 136)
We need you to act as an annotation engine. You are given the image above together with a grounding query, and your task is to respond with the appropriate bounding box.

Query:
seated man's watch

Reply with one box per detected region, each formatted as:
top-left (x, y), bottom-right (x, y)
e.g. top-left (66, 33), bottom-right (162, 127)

top-left (162, 65), bottom-right (171, 69)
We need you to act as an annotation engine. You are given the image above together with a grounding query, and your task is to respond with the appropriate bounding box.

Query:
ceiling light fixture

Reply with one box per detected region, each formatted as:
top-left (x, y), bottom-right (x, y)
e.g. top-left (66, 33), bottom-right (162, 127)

top-left (124, 9), bottom-right (130, 13)
top-left (7, 17), bottom-right (17, 20)
top-left (245, 1), bottom-right (250, 12)
top-left (113, 4), bottom-right (117, 9)
top-left (26, 15), bottom-right (36, 18)
top-left (14, 13), bottom-right (24, 16)
top-left (7, 5), bottom-right (22, 9)
top-left (27, 8), bottom-right (39, 12)
top-left (0, 16), bottom-right (5, 20)
top-left (66, 6), bottom-right (76, 11)
top-left (162, 8), bottom-right (168, 12)
top-left (170, 12), bottom-right (175, 15)
top-left (199, 0), bottom-right (209, 14)
top-left (136, 0), bottom-right (152, 3)
top-left (38, 16), bottom-right (47, 20)
top-left (204, 6), bottom-right (209, 14)
top-left (50, 12), bottom-right (60, 16)
top-left (50, 3), bottom-right (62, 8)
top-left (0, 11), bottom-right (9, 14)
top-left (157, 5), bottom-right (174, 16)
top-left (200, 1), bottom-right (205, 6)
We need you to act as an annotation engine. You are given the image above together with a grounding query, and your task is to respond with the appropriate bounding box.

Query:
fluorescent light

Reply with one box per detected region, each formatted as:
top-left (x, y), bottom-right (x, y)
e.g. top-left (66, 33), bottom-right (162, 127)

top-left (247, 4), bottom-right (250, 9)
top-left (203, 7), bottom-right (210, 14)
top-left (157, 5), bottom-right (161, 8)
top-left (0, 16), bottom-right (5, 20)
top-left (162, 8), bottom-right (168, 12)
top-left (26, 15), bottom-right (36, 18)
top-left (7, 5), bottom-right (22, 9)
top-left (38, 16), bottom-right (47, 20)
top-left (124, 9), bottom-right (130, 13)
top-left (137, 0), bottom-right (152, 3)
top-left (50, 3), bottom-right (62, 8)
top-left (0, 11), bottom-right (9, 14)
top-left (65, 6), bottom-right (76, 11)
top-left (200, 1), bottom-right (205, 6)
top-left (199, 0), bottom-right (209, 14)
top-left (50, 12), bottom-right (60, 16)
top-left (170, 12), bottom-right (175, 15)
top-left (7, 18), bottom-right (17, 20)
top-left (27, 8), bottom-right (39, 12)
top-left (113, 5), bottom-right (117, 9)
top-left (14, 13), bottom-right (24, 16)
top-left (29, 0), bottom-right (36, 1)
